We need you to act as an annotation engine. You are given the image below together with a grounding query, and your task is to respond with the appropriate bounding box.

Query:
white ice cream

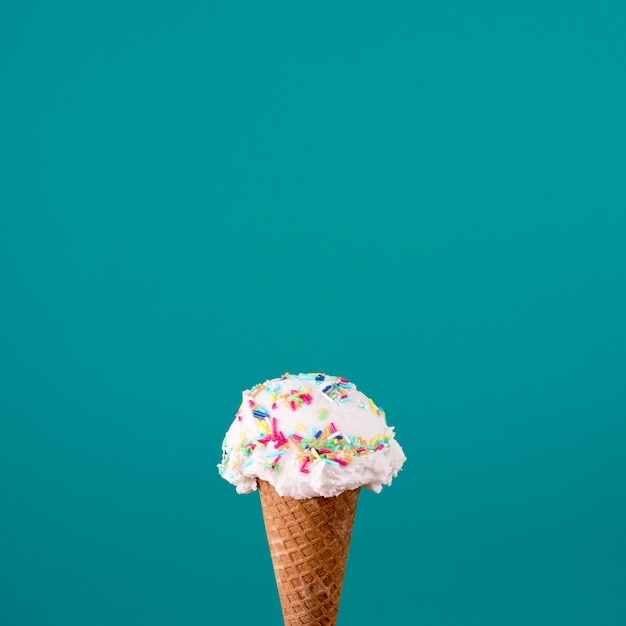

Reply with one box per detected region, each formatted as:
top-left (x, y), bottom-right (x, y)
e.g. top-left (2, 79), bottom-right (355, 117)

top-left (218, 373), bottom-right (406, 499)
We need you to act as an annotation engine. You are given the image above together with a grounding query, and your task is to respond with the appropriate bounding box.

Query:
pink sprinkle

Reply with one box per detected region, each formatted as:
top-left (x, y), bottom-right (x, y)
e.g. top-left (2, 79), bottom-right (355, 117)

top-left (275, 438), bottom-right (288, 448)
top-left (335, 458), bottom-right (348, 466)
top-left (248, 400), bottom-right (255, 406)
top-left (271, 418), bottom-right (278, 436)
top-left (357, 447), bottom-right (367, 453)
top-left (237, 413), bottom-right (242, 421)
top-left (329, 422), bottom-right (337, 433)
top-left (257, 436), bottom-right (272, 444)
top-left (290, 400), bottom-right (297, 411)
top-left (375, 444), bottom-right (385, 451)
top-left (299, 458), bottom-right (309, 472)
top-left (272, 403), bottom-right (277, 409)
top-left (301, 393), bottom-right (312, 404)
top-left (300, 468), bottom-right (310, 474)
top-left (318, 448), bottom-right (332, 454)
top-left (291, 434), bottom-right (303, 442)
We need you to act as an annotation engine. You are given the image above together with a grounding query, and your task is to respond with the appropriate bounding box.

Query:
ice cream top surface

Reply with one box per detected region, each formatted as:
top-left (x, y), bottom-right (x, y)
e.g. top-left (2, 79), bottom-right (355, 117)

top-left (218, 373), bottom-right (406, 499)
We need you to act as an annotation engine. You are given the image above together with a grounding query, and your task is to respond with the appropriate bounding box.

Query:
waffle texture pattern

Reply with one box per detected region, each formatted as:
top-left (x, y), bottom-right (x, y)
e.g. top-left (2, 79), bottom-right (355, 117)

top-left (258, 480), bottom-right (359, 625)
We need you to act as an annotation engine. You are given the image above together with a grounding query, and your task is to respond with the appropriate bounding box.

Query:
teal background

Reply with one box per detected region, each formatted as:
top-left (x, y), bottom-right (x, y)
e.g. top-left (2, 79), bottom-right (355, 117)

top-left (1, 1), bottom-right (625, 625)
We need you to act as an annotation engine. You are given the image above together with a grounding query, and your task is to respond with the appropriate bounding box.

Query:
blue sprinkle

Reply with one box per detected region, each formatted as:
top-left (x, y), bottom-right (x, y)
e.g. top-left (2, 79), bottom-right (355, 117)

top-left (265, 450), bottom-right (286, 458)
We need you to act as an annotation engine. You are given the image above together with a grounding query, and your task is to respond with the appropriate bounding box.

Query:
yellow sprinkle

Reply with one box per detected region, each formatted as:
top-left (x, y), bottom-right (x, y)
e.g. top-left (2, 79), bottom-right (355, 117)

top-left (368, 398), bottom-right (381, 415)
top-left (310, 448), bottom-right (321, 461)
top-left (294, 423), bottom-right (305, 431)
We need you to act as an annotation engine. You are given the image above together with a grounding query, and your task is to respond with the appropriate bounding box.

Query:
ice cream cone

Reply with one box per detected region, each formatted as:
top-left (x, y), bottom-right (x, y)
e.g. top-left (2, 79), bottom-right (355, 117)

top-left (258, 479), bottom-right (360, 626)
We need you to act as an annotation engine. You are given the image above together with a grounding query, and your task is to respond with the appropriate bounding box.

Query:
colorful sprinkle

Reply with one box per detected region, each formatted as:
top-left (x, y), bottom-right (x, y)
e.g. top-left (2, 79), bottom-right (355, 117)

top-left (368, 398), bottom-right (381, 415)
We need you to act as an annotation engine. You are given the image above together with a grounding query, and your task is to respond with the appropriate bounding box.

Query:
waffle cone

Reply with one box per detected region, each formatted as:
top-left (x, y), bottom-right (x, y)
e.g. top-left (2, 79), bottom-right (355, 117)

top-left (258, 480), bottom-right (360, 626)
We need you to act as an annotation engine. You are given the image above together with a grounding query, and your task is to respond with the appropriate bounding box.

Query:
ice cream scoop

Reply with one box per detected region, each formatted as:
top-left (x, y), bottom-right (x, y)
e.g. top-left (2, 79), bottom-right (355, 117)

top-left (218, 372), bottom-right (406, 499)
